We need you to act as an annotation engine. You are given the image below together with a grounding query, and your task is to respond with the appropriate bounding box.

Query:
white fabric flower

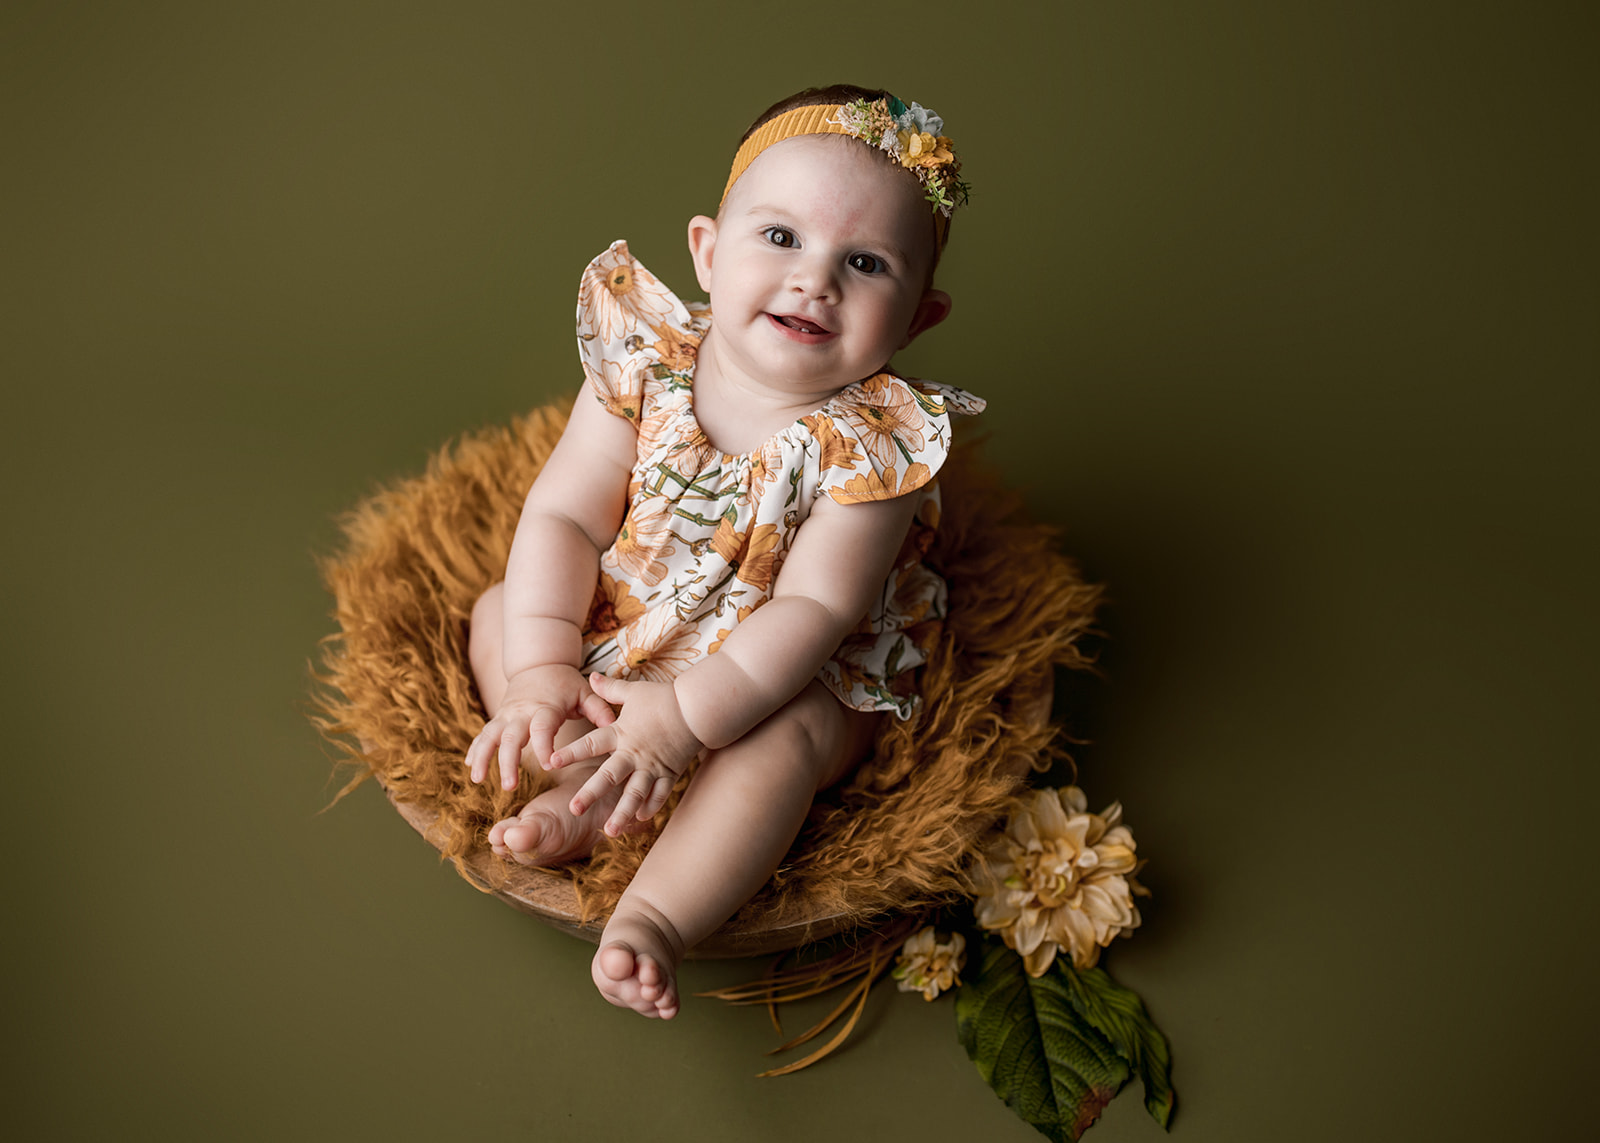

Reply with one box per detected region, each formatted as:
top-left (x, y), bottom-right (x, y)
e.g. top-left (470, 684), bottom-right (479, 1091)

top-left (892, 926), bottom-right (966, 1000)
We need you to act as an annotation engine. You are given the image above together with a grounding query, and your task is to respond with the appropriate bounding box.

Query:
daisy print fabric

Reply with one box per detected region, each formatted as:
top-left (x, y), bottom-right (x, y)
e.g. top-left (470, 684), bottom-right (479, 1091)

top-left (575, 240), bottom-right (985, 719)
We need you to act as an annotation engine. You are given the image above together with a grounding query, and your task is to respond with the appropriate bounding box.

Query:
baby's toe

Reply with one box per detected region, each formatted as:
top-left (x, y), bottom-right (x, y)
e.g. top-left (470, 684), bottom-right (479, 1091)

top-left (654, 981), bottom-right (679, 1019)
top-left (633, 957), bottom-right (676, 1015)
top-left (487, 817), bottom-right (512, 848)
top-left (500, 819), bottom-right (540, 853)
top-left (596, 942), bottom-right (636, 984)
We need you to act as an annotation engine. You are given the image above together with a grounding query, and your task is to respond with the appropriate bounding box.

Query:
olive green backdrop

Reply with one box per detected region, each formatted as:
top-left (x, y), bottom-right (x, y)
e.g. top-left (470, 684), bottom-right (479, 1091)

top-left (3, 2), bottom-right (1594, 1140)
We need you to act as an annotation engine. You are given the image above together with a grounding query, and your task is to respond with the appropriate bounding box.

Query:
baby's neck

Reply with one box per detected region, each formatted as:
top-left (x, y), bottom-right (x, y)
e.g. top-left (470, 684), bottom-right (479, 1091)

top-left (690, 336), bottom-right (877, 455)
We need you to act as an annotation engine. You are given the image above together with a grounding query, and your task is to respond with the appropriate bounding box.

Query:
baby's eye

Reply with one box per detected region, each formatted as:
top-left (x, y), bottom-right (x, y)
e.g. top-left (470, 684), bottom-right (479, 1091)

top-left (764, 226), bottom-right (797, 248)
top-left (849, 252), bottom-right (887, 274)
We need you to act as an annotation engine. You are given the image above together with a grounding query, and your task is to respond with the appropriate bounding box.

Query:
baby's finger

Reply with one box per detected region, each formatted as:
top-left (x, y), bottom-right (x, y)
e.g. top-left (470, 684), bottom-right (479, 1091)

top-left (586, 673), bottom-right (637, 705)
top-left (605, 770), bottom-right (657, 837)
top-left (570, 756), bottom-right (627, 817)
top-left (551, 724), bottom-right (617, 770)
top-left (466, 723), bottom-right (498, 784)
top-left (578, 685), bottom-right (617, 728)
top-left (526, 706), bottom-right (566, 771)
top-left (639, 775), bottom-right (675, 821)
top-left (496, 721), bottom-right (530, 791)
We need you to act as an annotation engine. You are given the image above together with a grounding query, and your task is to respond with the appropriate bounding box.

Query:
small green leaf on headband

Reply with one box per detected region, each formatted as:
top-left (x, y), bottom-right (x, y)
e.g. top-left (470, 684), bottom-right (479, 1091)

top-left (887, 95), bottom-right (908, 119)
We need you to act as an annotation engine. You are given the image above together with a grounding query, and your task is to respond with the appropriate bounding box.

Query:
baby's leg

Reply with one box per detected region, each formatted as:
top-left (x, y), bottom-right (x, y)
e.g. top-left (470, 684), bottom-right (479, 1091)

top-left (469, 583), bottom-right (624, 865)
top-left (593, 680), bottom-right (878, 1018)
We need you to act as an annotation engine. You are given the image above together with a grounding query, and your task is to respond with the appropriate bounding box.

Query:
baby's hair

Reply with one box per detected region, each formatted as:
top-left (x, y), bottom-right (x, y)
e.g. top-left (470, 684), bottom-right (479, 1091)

top-left (732, 83), bottom-right (953, 267)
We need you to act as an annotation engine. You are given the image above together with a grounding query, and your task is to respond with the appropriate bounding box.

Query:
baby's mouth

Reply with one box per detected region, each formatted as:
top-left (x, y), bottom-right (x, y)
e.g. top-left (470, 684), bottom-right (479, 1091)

top-left (768, 313), bottom-right (833, 337)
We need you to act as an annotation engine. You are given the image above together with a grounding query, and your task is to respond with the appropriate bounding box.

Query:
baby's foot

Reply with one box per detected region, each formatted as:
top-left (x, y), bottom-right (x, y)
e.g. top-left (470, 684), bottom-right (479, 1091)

top-left (488, 766), bottom-right (622, 866)
top-left (592, 903), bottom-right (686, 1019)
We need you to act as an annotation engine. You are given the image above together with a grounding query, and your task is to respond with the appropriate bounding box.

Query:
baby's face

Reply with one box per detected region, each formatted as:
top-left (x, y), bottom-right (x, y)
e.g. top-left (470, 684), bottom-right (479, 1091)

top-left (690, 135), bottom-right (949, 400)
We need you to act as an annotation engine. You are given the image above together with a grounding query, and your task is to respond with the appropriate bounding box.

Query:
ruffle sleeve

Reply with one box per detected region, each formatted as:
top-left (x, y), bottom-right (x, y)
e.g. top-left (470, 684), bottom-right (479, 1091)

top-left (812, 374), bottom-right (986, 505)
top-left (574, 239), bottom-right (706, 424)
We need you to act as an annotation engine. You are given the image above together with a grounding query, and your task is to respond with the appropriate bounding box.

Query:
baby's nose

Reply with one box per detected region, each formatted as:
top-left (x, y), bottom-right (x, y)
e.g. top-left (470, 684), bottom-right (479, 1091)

top-left (789, 258), bottom-right (839, 301)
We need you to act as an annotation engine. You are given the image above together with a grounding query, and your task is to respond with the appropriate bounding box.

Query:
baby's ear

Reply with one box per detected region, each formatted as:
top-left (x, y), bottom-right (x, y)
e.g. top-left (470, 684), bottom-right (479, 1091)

top-left (686, 215), bottom-right (718, 294)
top-left (901, 289), bottom-right (952, 348)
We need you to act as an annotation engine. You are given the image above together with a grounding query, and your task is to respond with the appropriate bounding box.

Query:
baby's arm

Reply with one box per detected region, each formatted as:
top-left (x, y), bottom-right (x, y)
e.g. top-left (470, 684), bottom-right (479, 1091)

top-left (463, 386), bottom-right (639, 790)
top-left (555, 492), bottom-right (919, 828)
top-left (674, 493), bottom-right (921, 745)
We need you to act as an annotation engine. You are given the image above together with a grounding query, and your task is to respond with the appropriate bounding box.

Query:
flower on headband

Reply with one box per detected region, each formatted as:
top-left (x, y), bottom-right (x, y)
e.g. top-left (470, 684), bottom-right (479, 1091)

top-left (900, 131), bottom-right (954, 170)
top-left (831, 97), bottom-right (897, 149)
top-left (831, 96), bottom-right (971, 218)
top-left (895, 101), bottom-right (944, 137)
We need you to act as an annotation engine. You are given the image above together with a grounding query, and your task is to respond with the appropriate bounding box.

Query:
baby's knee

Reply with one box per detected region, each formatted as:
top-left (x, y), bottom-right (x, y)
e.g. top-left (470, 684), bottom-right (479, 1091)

top-left (467, 582), bottom-right (504, 679)
top-left (747, 685), bottom-right (852, 783)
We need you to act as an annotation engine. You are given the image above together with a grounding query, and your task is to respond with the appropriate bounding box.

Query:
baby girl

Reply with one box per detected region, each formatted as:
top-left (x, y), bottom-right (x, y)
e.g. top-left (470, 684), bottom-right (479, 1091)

top-left (463, 84), bottom-right (982, 1019)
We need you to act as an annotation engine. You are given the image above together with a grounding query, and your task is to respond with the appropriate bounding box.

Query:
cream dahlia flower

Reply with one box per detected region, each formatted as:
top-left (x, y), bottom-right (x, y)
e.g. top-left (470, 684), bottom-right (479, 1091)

top-left (972, 786), bottom-right (1147, 975)
top-left (892, 927), bottom-right (966, 1001)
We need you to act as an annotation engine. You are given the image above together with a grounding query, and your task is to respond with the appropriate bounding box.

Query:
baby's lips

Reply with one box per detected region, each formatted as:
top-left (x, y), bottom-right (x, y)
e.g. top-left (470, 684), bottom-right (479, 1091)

top-left (771, 312), bottom-right (831, 334)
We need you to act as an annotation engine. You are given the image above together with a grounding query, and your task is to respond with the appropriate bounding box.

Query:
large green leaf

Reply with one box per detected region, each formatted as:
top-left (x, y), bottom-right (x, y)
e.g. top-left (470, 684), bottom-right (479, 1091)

top-left (956, 937), bottom-right (1131, 1142)
top-left (1055, 961), bottom-right (1176, 1128)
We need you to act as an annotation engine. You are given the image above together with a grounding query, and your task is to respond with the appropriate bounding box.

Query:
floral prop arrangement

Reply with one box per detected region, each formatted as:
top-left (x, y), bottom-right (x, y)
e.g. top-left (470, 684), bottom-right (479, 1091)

top-left (957, 788), bottom-right (1171, 1140)
top-left (705, 786), bottom-right (1174, 1142)
top-left (830, 96), bottom-right (972, 217)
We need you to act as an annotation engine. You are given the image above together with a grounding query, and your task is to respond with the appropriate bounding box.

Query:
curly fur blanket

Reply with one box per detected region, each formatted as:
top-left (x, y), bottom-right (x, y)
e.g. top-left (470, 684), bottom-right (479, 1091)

top-left (312, 400), bottom-right (1101, 940)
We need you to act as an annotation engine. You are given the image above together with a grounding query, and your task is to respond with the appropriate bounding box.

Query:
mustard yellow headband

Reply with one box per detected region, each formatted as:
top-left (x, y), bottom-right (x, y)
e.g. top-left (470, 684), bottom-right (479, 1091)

top-left (720, 96), bottom-right (969, 250)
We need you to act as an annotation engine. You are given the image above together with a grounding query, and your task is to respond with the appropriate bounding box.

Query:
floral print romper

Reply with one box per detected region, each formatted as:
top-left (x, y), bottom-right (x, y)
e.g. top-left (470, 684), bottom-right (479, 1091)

top-left (576, 240), bottom-right (984, 720)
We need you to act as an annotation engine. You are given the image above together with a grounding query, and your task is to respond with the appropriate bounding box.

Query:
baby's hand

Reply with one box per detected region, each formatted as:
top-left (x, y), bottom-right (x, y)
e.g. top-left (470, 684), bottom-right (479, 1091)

top-left (465, 664), bottom-right (616, 791)
top-left (552, 674), bottom-right (705, 836)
